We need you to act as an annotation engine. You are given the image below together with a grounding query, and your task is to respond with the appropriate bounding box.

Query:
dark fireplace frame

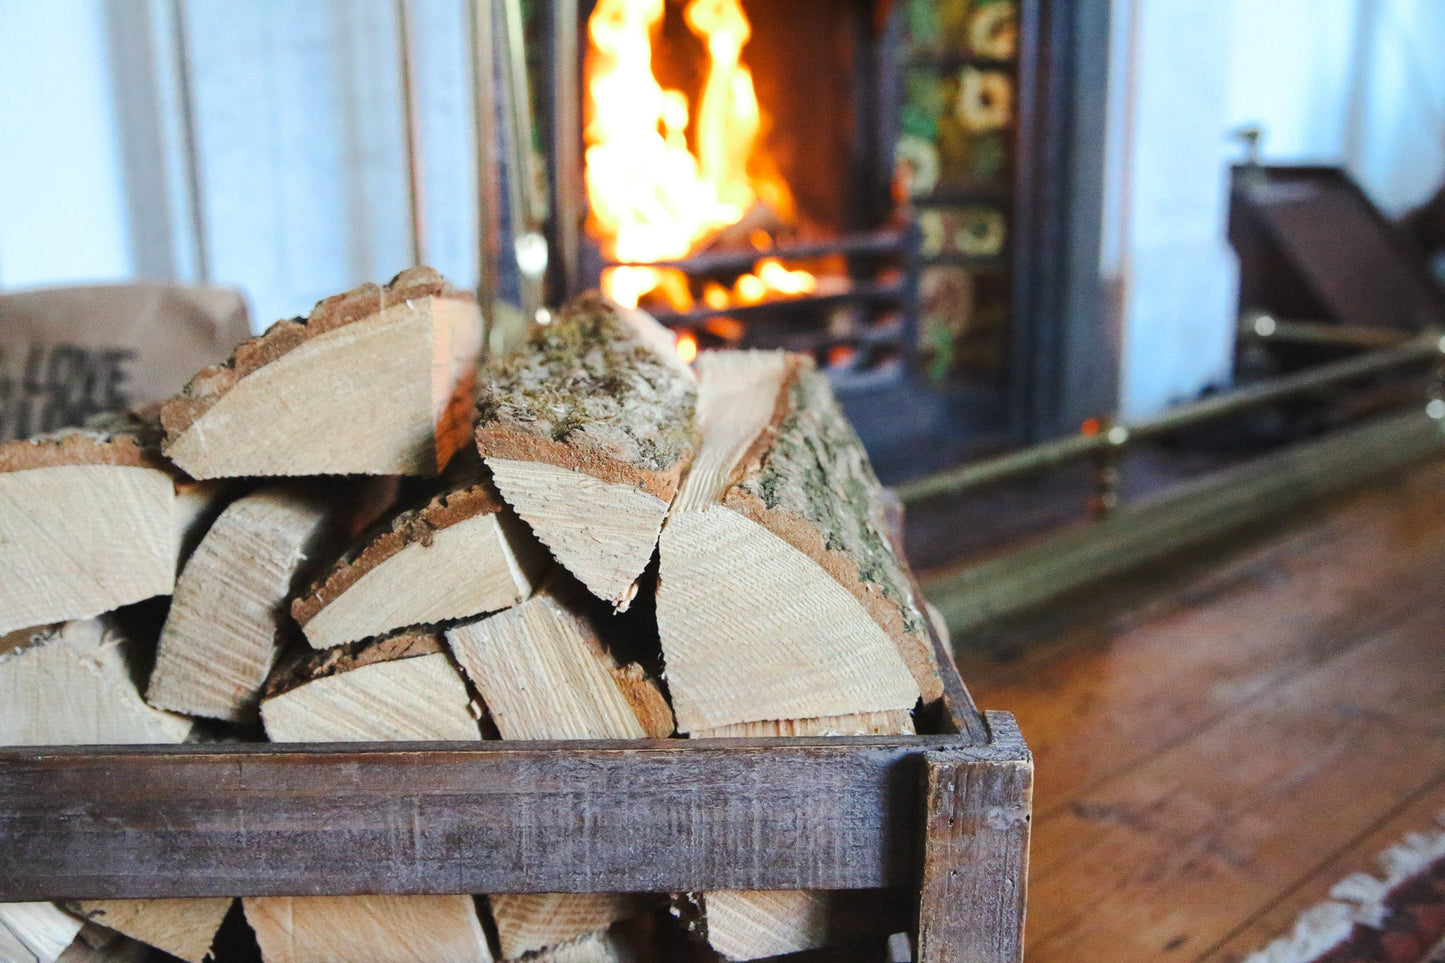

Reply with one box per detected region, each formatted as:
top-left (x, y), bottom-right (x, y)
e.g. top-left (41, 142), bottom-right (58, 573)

top-left (535, 0), bottom-right (1114, 479)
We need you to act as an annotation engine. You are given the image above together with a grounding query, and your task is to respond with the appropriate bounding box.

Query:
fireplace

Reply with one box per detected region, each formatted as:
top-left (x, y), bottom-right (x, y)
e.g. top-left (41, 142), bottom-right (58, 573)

top-left (521, 0), bottom-right (1105, 480)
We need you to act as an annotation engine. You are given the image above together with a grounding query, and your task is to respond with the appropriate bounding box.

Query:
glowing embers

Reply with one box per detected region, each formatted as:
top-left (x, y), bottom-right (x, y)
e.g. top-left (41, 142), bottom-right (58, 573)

top-left (584, 0), bottom-right (812, 312)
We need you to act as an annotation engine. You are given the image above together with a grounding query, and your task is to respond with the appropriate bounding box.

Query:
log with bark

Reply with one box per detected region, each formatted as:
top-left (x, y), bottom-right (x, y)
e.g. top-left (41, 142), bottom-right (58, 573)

top-left (290, 471), bottom-right (546, 651)
top-left (446, 582), bottom-right (672, 957)
top-left (474, 294), bottom-right (697, 610)
top-left (161, 267), bottom-right (482, 479)
top-left (0, 420), bottom-right (186, 636)
top-left (67, 899), bottom-right (235, 963)
top-left (653, 351), bottom-right (942, 959)
top-left (251, 631), bottom-right (492, 963)
top-left (656, 350), bottom-right (938, 735)
top-left (146, 480), bottom-right (395, 723)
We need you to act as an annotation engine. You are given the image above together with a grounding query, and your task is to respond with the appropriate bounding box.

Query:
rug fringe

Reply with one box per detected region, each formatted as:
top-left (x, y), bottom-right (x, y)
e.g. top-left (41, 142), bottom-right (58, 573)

top-left (1243, 810), bottom-right (1445, 963)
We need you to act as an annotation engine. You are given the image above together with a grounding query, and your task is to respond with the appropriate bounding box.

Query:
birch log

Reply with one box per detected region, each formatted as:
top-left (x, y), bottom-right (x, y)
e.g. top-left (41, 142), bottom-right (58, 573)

top-left (474, 294), bottom-right (697, 610)
top-left (656, 351), bottom-right (935, 735)
top-left (161, 267), bottom-right (482, 478)
top-left (446, 584), bottom-right (671, 957)
top-left (655, 352), bottom-right (936, 959)
top-left (250, 632), bottom-right (491, 963)
top-left (0, 425), bottom-right (180, 635)
top-left (291, 476), bottom-right (545, 650)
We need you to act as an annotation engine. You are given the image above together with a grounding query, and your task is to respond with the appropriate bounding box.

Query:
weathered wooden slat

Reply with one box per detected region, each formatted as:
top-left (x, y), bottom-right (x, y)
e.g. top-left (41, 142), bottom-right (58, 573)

top-left (0, 730), bottom-right (1023, 902)
top-left (917, 713), bottom-right (1033, 963)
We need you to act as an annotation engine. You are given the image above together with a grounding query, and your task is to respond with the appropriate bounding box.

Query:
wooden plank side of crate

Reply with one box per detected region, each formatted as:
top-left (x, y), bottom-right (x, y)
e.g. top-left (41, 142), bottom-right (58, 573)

top-left (917, 712), bottom-right (1033, 963)
top-left (0, 736), bottom-right (965, 902)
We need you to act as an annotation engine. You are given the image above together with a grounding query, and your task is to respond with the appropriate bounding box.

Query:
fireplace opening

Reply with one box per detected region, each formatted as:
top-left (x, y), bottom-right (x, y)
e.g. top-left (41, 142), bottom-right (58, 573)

top-left (572, 0), bottom-right (911, 379)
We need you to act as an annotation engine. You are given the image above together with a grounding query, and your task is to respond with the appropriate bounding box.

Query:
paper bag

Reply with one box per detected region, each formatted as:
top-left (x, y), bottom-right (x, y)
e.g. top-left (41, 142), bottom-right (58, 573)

top-left (0, 282), bottom-right (250, 440)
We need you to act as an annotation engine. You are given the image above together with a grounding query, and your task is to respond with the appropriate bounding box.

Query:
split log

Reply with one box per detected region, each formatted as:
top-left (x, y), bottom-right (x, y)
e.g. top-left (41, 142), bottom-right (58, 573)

top-left (161, 267), bottom-right (482, 478)
top-left (290, 476), bottom-right (545, 651)
top-left (146, 481), bottom-right (392, 723)
top-left (0, 903), bottom-right (83, 963)
top-left (474, 293), bottom-right (697, 610)
top-left (243, 895), bottom-right (492, 963)
top-left (691, 709), bottom-right (915, 740)
top-left (0, 619), bottom-right (233, 962)
top-left (0, 618), bottom-right (190, 746)
top-left (446, 584), bottom-right (671, 956)
top-left (655, 351), bottom-right (936, 959)
top-left (699, 890), bottom-right (831, 961)
top-left (0, 424), bottom-right (179, 635)
top-left (259, 630), bottom-right (481, 743)
top-left (67, 899), bottom-right (232, 963)
top-left (486, 894), bottom-right (643, 961)
top-left (445, 584), bottom-right (674, 742)
top-left (656, 351), bottom-right (934, 734)
top-left (250, 631), bottom-right (491, 963)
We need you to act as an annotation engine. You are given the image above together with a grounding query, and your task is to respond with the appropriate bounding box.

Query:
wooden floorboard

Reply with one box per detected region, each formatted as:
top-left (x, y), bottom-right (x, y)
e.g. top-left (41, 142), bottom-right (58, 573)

top-left (948, 456), bottom-right (1445, 962)
top-left (1202, 773), bottom-right (1445, 961)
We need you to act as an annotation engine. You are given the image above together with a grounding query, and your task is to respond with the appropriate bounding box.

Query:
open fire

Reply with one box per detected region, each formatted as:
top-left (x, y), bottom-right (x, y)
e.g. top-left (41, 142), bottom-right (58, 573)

top-left (584, 0), bottom-right (816, 314)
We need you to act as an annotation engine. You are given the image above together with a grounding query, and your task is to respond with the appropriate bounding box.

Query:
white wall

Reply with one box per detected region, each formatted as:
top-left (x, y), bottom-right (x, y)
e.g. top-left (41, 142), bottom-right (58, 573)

top-left (0, 0), bottom-right (133, 287)
top-left (1110, 0), bottom-right (1240, 421)
top-left (0, 0), bottom-right (482, 330)
top-left (1109, 0), bottom-right (1445, 420)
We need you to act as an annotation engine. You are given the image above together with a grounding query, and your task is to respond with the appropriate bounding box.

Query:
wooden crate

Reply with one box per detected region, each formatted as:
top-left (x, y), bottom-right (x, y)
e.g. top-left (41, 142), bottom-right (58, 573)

top-left (0, 629), bottom-right (1030, 962)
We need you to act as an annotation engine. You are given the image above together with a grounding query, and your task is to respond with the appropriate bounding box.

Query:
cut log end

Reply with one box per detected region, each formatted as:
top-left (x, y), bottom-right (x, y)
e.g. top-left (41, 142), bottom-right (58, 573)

top-left (0, 461), bottom-right (177, 636)
top-left (243, 895), bottom-right (493, 963)
top-left (0, 618), bottom-right (192, 747)
top-left (162, 269), bottom-right (481, 479)
top-left (445, 586), bottom-right (672, 742)
top-left (475, 294), bottom-right (698, 607)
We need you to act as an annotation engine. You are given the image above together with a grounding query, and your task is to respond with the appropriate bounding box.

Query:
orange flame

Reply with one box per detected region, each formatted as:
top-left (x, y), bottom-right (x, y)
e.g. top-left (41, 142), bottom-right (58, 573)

top-left (675, 330), bottom-right (699, 363)
top-left (585, 0), bottom-right (809, 311)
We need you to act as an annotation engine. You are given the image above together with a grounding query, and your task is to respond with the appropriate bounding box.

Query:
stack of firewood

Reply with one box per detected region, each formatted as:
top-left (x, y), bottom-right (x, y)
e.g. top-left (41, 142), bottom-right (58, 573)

top-left (0, 268), bottom-right (945, 963)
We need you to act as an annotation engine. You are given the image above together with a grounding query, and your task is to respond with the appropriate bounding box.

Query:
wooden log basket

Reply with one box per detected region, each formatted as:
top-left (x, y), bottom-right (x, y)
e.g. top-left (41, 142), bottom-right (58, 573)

top-left (0, 632), bottom-right (1030, 962)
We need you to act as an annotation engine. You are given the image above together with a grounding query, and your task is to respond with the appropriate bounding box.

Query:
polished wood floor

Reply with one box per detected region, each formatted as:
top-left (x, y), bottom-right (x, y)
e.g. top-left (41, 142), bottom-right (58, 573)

top-left (951, 455), bottom-right (1445, 962)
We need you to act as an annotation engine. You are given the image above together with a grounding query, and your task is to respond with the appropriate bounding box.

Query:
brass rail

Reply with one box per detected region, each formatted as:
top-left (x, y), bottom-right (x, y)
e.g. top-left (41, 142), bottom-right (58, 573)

top-left (898, 329), bottom-right (1445, 506)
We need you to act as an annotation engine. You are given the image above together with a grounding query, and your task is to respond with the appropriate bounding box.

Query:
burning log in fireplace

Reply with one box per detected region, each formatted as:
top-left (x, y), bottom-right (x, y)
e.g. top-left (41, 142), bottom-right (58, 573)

top-left (550, 0), bottom-right (916, 378)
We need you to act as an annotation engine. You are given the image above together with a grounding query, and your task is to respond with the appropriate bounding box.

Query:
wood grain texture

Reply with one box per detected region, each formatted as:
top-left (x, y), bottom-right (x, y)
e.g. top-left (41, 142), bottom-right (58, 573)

top-left (486, 460), bottom-right (666, 612)
top-left (146, 485), bottom-right (350, 723)
top-left (445, 589), bottom-right (672, 742)
top-left (253, 632), bottom-right (490, 963)
top-left (660, 508), bottom-right (921, 733)
top-left (243, 895), bottom-right (491, 963)
top-left (953, 457), bottom-right (1445, 961)
top-left (693, 710), bottom-right (915, 740)
top-left (447, 585), bottom-right (671, 954)
top-left (162, 268), bottom-right (482, 478)
top-left (260, 652), bottom-right (482, 743)
top-left (474, 294), bottom-right (697, 609)
top-left (1024, 600), bottom-right (1445, 961)
top-left (0, 464), bottom-right (175, 635)
top-left (0, 736), bottom-right (961, 900)
top-left (658, 351), bottom-right (929, 733)
top-left (69, 899), bottom-right (231, 963)
top-left (702, 890), bottom-right (831, 960)
top-left (916, 721), bottom-right (1033, 963)
top-left (292, 481), bottom-right (545, 650)
top-left (0, 619), bottom-right (192, 747)
top-left (487, 893), bottom-right (642, 959)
